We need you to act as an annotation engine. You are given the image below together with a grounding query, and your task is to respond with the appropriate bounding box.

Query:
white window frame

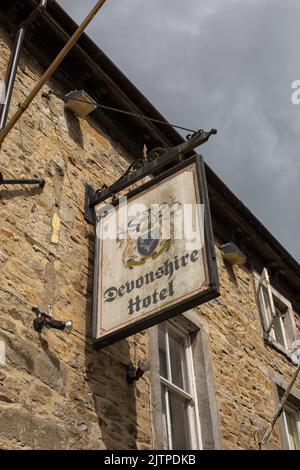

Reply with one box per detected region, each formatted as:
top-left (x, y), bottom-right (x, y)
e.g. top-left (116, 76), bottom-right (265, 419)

top-left (256, 268), bottom-right (291, 350)
top-left (159, 320), bottom-right (202, 450)
top-left (282, 403), bottom-right (300, 450)
top-left (270, 373), bottom-right (300, 450)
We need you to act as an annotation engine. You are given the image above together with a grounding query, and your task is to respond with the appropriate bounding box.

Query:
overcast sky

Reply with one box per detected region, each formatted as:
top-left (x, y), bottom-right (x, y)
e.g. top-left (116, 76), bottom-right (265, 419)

top-left (58, 0), bottom-right (300, 262)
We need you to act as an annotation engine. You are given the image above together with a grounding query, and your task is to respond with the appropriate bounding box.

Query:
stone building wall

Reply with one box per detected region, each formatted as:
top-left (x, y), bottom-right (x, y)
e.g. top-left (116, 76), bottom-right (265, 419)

top-left (0, 22), bottom-right (299, 451)
top-left (199, 246), bottom-right (300, 450)
top-left (0, 25), bottom-right (152, 450)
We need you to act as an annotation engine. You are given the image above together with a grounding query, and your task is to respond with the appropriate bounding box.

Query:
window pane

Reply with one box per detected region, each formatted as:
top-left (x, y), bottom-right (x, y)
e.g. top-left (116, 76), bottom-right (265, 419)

top-left (259, 284), bottom-right (273, 327)
top-left (284, 410), bottom-right (300, 450)
top-left (169, 391), bottom-right (190, 450)
top-left (161, 385), bottom-right (169, 449)
top-left (157, 321), bottom-right (201, 450)
top-left (272, 313), bottom-right (286, 347)
top-left (158, 325), bottom-right (168, 379)
top-left (169, 331), bottom-right (185, 389)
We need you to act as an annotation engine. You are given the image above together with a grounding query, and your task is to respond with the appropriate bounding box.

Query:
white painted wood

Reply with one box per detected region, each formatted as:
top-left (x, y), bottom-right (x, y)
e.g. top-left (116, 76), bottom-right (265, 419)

top-left (158, 322), bottom-right (202, 450)
top-left (0, 340), bottom-right (5, 366)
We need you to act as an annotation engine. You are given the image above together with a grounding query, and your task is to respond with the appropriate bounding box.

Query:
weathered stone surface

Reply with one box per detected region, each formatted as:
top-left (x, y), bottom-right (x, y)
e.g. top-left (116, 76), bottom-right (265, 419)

top-left (0, 22), bottom-right (153, 450)
top-left (0, 407), bottom-right (73, 450)
top-left (1, 331), bottom-right (67, 394)
top-left (0, 21), bottom-right (299, 452)
top-left (0, 249), bottom-right (8, 263)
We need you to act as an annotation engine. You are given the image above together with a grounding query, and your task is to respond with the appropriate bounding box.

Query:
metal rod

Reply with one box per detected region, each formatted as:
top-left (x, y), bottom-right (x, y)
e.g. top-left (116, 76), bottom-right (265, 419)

top-left (0, 1), bottom-right (48, 132)
top-left (0, 28), bottom-right (26, 131)
top-left (0, 178), bottom-right (45, 187)
top-left (0, 0), bottom-right (108, 146)
top-left (259, 362), bottom-right (300, 447)
top-left (90, 129), bottom-right (217, 208)
top-left (21, 0), bottom-right (48, 28)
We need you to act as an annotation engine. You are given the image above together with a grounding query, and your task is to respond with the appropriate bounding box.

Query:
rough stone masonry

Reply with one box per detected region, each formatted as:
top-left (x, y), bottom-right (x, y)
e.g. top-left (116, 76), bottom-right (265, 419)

top-left (0, 23), bottom-right (152, 450)
top-left (0, 19), bottom-right (300, 451)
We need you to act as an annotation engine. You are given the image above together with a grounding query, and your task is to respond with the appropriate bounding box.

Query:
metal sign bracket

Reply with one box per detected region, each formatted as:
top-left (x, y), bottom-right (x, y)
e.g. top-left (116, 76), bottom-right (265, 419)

top-left (84, 128), bottom-right (217, 224)
top-left (0, 171), bottom-right (45, 188)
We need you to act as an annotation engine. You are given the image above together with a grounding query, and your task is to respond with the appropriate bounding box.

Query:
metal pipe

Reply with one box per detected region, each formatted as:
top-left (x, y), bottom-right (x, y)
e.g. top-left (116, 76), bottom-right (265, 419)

top-left (0, 178), bottom-right (45, 187)
top-left (22, 0), bottom-right (48, 28)
top-left (0, 27), bottom-right (26, 131)
top-left (259, 362), bottom-right (300, 447)
top-left (0, 0), bottom-right (48, 131)
top-left (0, 0), bottom-right (108, 146)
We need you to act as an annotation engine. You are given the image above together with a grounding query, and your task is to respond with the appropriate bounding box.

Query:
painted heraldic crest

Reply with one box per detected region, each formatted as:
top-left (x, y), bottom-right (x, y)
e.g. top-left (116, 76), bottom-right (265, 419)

top-left (118, 202), bottom-right (181, 270)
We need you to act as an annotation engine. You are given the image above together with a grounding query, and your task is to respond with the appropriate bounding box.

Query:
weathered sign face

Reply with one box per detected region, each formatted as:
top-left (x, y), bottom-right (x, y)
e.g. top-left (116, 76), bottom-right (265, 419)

top-left (92, 155), bottom-right (219, 347)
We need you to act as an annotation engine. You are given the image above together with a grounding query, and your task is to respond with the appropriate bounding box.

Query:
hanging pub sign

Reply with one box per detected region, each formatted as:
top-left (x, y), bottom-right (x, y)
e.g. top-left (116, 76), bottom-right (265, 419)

top-left (92, 154), bottom-right (219, 347)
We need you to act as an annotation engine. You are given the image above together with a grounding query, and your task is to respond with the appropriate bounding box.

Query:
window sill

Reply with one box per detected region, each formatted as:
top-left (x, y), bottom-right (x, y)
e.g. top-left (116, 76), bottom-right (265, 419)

top-left (263, 332), bottom-right (298, 364)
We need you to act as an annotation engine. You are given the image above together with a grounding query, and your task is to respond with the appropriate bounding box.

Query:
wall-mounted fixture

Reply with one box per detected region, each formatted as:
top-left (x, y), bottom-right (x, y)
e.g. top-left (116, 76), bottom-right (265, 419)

top-left (0, 1), bottom-right (48, 185)
top-left (32, 306), bottom-right (73, 334)
top-left (84, 128), bottom-right (217, 224)
top-left (0, 171), bottom-right (45, 188)
top-left (64, 90), bottom-right (97, 118)
top-left (0, 0), bottom-right (48, 133)
top-left (126, 359), bottom-right (151, 384)
top-left (221, 242), bottom-right (246, 265)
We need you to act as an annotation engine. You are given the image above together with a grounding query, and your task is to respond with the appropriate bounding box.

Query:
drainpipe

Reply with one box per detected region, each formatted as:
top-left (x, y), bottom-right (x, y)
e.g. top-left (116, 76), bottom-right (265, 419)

top-left (0, 0), bottom-right (48, 131)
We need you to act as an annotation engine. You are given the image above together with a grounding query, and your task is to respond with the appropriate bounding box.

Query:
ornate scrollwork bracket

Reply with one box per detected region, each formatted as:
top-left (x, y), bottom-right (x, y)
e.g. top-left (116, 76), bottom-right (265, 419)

top-left (84, 128), bottom-right (217, 223)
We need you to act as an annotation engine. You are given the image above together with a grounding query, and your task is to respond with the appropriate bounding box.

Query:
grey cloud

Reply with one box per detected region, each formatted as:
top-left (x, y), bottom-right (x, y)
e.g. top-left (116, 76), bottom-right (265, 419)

top-left (58, 0), bottom-right (300, 261)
